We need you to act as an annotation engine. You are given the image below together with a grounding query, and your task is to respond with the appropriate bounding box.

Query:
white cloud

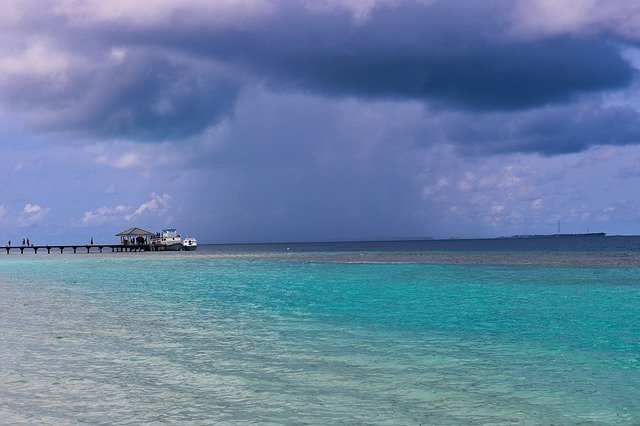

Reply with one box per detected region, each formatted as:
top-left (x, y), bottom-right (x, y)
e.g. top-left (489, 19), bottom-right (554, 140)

top-left (596, 206), bottom-right (615, 222)
top-left (19, 203), bottom-right (49, 226)
top-left (307, 0), bottom-right (403, 22)
top-left (109, 47), bottom-right (126, 63)
top-left (75, 193), bottom-right (172, 227)
top-left (532, 198), bottom-right (543, 209)
top-left (421, 177), bottom-right (450, 197)
top-left (0, 38), bottom-right (71, 76)
top-left (24, 203), bottom-right (42, 214)
top-left (81, 205), bottom-right (129, 225)
top-left (0, 203), bottom-right (48, 227)
top-left (50, 0), bottom-right (273, 28)
top-left (511, 0), bottom-right (640, 40)
top-left (87, 143), bottom-right (179, 172)
top-left (112, 153), bottom-right (141, 169)
top-left (89, 145), bottom-right (143, 170)
top-left (125, 192), bottom-right (172, 221)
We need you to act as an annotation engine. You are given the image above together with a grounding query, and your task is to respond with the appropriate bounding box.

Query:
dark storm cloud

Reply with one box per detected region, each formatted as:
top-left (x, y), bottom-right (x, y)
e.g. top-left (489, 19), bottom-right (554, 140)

top-left (440, 103), bottom-right (640, 155)
top-left (0, 48), bottom-right (239, 140)
top-left (120, 0), bottom-right (635, 110)
top-left (45, 53), bottom-right (238, 140)
top-left (1, 0), bottom-right (638, 151)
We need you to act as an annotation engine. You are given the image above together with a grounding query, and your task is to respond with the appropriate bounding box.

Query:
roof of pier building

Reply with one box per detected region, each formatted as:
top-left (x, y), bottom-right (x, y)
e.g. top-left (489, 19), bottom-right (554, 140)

top-left (115, 227), bottom-right (155, 237)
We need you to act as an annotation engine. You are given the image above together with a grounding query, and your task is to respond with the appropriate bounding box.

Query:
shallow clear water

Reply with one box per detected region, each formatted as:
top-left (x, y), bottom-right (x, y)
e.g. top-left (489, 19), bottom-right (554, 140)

top-left (1, 246), bottom-right (639, 423)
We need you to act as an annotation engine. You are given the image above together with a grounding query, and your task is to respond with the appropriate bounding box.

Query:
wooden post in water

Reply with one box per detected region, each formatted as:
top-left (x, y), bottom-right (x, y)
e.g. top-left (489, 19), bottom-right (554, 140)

top-left (3, 243), bottom-right (163, 255)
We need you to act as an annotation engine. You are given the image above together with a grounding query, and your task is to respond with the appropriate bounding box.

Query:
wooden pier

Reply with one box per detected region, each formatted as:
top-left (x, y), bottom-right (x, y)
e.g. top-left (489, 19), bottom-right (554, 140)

top-left (3, 244), bottom-right (153, 254)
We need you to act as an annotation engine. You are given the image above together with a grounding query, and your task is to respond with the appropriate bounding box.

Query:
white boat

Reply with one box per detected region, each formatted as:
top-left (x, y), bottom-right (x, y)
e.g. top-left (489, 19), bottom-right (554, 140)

top-left (151, 229), bottom-right (182, 251)
top-left (182, 237), bottom-right (198, 251)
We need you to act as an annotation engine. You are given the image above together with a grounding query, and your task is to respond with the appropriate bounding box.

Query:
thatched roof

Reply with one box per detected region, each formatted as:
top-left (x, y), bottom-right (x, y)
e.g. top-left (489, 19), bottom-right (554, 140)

top-left (115, 227), bottom-right (155, 237)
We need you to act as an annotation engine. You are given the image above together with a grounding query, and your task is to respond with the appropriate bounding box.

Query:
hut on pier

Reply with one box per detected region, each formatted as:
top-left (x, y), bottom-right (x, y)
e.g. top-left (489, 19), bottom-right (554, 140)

top-left (115, 227), bottom-right (155, 246)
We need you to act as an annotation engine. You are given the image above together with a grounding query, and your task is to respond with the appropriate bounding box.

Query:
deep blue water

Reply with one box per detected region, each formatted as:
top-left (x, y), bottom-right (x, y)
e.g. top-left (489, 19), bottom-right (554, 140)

top-left (0, 239), bottom-right (639, 423)
top-left (204, 234), bottom-right (640, 254)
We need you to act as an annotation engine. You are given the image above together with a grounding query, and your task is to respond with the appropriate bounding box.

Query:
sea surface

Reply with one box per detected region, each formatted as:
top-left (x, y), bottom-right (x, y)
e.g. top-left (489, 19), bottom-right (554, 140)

top-left (1, 237), bottom-right (639, 424)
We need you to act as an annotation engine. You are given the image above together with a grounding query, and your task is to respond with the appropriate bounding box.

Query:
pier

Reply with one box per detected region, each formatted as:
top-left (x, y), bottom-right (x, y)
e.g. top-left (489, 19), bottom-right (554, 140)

top-left (5, 227), bottom-right (173, 254)
top-left (3, 244), bottom-right (152, 254)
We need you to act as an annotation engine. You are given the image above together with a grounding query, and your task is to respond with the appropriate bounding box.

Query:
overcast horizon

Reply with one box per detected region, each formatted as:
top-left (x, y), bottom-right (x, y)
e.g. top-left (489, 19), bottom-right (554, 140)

top-left (2, 0), bottom-right (640, 245)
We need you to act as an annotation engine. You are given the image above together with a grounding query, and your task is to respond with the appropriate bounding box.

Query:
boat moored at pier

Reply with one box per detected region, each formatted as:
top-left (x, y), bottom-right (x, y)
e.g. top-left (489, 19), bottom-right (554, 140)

top-left (182, 237), bottom-right (198, 251)
top-left (151, 229), bottom-right (182, 251)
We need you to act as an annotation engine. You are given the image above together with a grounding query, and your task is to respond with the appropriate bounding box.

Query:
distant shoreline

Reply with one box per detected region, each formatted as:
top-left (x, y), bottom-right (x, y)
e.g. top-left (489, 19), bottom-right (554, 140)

top-left (504, 232), bottom-right (607, 239)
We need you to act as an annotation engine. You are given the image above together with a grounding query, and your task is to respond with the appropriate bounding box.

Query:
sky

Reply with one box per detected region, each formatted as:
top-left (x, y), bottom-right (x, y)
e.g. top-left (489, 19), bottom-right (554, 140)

top-left (1, 0), bottom-right (640, 244)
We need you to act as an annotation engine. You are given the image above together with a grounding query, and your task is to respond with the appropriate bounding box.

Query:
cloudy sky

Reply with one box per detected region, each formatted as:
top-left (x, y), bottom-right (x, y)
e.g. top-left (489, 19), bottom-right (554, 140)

top-left (1, 0), bottom-right (640, 244)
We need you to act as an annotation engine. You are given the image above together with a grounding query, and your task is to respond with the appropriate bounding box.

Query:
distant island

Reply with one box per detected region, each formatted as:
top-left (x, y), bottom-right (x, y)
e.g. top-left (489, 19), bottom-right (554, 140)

top-left (506, 232), bottom-right (606, 239)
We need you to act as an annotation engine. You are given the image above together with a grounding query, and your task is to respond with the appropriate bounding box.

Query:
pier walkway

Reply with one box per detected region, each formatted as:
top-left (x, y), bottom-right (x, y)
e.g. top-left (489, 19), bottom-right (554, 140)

top-left (3, 244), bottom-right (152, 254)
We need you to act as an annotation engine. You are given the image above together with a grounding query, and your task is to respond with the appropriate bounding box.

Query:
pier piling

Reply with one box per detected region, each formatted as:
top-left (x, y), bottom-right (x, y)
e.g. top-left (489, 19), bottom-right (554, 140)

top-left (2, 244), bottom-right (153, 254)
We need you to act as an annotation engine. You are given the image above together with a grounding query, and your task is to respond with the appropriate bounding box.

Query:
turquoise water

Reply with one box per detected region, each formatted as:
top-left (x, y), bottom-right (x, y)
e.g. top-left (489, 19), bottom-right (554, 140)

top-left (1, 250), bottom-right (639, 423)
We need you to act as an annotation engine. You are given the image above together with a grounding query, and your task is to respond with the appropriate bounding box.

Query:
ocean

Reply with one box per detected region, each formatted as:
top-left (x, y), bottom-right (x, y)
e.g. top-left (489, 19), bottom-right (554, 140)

top-left (1, 237), bottom-right (639, 423)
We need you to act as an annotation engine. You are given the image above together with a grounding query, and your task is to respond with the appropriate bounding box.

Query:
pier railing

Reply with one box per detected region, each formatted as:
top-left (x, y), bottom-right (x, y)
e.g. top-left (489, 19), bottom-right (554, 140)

top-left (3, 244), bottom-right (153, 254)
